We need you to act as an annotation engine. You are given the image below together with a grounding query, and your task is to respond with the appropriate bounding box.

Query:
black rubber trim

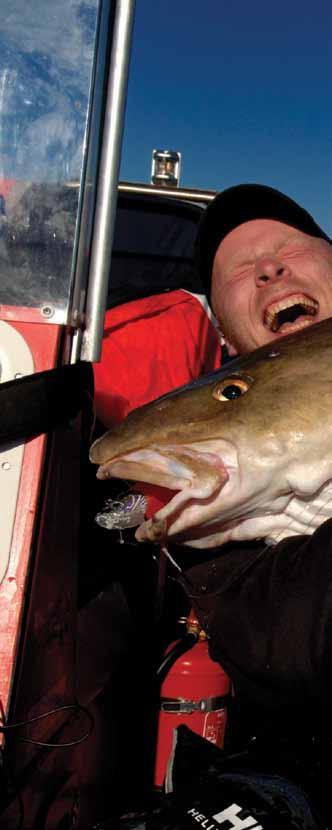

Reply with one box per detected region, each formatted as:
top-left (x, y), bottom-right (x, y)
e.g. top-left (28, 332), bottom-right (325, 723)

top-left (0, 362), bottom-right (93, 446)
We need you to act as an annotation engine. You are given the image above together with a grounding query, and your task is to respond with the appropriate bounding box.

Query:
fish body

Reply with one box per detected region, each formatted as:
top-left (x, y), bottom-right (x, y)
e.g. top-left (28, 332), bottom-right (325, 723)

top-left (90, 318), bottom-right (332, 548)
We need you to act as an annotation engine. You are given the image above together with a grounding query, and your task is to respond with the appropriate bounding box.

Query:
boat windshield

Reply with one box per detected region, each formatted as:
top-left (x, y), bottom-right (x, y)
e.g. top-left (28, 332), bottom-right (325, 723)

top-left (0, 0), bottom-right (100, 321)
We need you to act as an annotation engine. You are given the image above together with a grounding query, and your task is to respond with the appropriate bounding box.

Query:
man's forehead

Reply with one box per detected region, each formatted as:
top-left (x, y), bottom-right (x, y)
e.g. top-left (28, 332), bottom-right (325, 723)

top-left (214, 218), bottom-right (312, 270)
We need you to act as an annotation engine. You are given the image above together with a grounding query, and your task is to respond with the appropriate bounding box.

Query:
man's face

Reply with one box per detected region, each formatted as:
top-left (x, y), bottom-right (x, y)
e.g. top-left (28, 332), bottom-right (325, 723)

top-left (211, 218), bottom-right (332, 355)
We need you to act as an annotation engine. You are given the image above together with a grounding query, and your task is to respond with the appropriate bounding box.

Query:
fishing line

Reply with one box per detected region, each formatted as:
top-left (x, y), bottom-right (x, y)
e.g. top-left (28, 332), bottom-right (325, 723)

top-left (0, 702), bottom-right (94, 747)
top-left (0, 703), bottom-right (94, 829)
top-left (161, 545), bottom-right (183, 573)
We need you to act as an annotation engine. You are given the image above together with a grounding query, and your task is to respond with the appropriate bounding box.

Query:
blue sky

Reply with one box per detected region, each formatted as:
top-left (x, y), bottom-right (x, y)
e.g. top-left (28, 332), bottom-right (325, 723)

top-left (120, 0), bottom-right (332, 232)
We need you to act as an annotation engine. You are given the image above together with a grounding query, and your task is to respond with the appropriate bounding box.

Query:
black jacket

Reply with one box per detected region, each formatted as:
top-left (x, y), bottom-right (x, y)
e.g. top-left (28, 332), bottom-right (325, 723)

top-left (175, 521), bottom-right (332, 822)
top-left (177, 518), bottom-right (332, 730)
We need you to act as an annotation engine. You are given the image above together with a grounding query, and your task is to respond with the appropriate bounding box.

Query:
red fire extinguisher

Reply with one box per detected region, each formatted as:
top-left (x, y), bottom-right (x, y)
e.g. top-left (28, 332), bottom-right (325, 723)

top-left (154, 609), bottom-right (231, 788)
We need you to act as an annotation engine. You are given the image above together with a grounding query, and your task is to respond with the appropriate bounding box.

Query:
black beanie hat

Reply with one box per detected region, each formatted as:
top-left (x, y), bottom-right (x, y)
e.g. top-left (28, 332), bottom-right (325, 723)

top-left (195, 183), bottom-right (330, 301)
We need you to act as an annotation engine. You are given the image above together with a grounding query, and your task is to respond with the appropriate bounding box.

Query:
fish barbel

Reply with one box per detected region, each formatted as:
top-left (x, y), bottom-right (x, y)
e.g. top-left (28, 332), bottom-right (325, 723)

top-left (90, 318), bottom-right (332, 548)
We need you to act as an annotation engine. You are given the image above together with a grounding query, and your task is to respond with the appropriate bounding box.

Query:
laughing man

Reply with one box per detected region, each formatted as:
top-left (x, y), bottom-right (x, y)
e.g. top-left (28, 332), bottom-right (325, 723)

top-left (196, 183), bottom-right (331, 355)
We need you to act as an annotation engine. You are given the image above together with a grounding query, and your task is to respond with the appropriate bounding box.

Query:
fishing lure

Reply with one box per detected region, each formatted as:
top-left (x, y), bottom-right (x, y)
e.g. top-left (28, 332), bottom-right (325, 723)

top-left (95, 492), bottom-right (147, 531)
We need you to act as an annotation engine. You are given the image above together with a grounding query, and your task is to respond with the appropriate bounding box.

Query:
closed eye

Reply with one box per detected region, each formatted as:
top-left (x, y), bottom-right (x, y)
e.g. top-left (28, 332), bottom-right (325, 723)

top-left (278, 243), bottom-right (312, 258)
top-left (230, 262), bottom-right (254, 280)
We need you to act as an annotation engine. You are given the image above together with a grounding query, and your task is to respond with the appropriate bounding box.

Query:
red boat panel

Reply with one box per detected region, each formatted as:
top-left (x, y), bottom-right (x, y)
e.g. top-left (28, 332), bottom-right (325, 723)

top-left (0, 318), bottom-right (60, 718)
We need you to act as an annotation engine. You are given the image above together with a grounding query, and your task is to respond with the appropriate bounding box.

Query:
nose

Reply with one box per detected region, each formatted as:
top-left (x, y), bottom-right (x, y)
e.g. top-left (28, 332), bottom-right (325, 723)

top-left (254, 255), bottom-right (291, 286)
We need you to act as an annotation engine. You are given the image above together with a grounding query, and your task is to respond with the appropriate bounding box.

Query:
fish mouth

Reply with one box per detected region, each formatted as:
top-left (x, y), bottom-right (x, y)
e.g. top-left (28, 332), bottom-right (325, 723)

top-left (96, 440), bottom-right (237, 542)
top-left (263, 293), bottom-right (318, 334)
top-left (97, 442), bottom-right (230, 491)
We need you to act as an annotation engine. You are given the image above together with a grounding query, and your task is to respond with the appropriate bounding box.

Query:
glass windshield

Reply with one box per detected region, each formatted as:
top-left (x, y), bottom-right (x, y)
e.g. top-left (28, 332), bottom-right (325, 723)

top-left (0, 1), bottom-right (100, 319)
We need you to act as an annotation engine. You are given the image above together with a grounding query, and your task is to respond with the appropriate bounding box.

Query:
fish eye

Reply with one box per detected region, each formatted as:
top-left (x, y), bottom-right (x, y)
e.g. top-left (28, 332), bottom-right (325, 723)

top-left (212, 376), bottom-right (251, 402)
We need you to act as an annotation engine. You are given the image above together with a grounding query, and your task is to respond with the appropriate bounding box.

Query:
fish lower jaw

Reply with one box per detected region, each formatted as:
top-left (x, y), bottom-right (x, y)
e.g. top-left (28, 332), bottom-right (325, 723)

top-left (135, 469), bottom-right (239, 544)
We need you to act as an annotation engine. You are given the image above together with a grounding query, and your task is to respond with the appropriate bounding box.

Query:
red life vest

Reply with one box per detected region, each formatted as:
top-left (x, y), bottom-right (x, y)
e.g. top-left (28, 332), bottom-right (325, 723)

top-left (93, 289), bottom-right (222, 515)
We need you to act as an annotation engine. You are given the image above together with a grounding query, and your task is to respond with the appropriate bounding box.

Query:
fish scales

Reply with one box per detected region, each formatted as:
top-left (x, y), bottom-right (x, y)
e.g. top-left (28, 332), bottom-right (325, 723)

top-left (90, 318), bottom-right (332, 548)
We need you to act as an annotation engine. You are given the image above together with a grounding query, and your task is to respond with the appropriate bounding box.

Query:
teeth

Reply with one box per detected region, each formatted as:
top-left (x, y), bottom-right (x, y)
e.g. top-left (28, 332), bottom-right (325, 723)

top-left (264, 295), bottom-right (318, 332)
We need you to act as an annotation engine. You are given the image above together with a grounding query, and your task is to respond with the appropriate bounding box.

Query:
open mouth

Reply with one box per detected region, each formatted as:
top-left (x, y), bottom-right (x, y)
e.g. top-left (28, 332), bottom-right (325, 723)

top-left (96, 441), bottom-right (235, 542)
top-left (264, 293), bottom-right (318, 333)
top-left (97, 444), bottom-right (229, 494)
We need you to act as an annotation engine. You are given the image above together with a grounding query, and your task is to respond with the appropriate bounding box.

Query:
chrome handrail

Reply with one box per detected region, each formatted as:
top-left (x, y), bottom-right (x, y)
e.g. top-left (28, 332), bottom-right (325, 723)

top-left (118, 180), bottom-right (217, 203)
top-left (80, 0), bottom-right (136, 362)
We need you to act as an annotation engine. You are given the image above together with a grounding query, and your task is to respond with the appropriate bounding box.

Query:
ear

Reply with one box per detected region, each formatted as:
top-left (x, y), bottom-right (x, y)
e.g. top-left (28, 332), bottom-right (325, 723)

top-left (223, 337), bottom-right (238, 357)
top-left (213, 320), bottom-right (239, 357)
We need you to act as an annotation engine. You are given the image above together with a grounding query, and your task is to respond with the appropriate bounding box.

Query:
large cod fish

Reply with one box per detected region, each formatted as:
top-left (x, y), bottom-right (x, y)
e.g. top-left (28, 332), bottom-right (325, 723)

top-left (90, 318), bottom-right (332, 548)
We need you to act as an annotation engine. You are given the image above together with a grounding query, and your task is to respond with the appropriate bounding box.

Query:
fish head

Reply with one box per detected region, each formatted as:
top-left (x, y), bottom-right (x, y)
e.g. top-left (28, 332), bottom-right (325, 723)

top-left (90, 318), bottom-right (332, 547)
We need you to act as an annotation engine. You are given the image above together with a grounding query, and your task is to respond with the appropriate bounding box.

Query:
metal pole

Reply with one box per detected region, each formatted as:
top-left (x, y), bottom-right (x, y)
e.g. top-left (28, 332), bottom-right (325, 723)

top-left (80, 0), bottom-right (136, 362)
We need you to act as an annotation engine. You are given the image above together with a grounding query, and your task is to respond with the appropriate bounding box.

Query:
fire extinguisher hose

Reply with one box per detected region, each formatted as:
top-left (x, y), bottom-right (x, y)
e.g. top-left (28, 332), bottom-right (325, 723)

top-left (156, 631), bottom-right (199, 685)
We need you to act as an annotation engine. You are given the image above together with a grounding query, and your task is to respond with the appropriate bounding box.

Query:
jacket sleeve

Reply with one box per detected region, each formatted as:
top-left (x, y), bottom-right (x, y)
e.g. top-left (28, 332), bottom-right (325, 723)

top-left (178, 519), bottom-right (332, 710)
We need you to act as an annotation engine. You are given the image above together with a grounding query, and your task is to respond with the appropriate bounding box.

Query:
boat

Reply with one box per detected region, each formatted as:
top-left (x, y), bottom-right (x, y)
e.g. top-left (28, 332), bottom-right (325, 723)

top-left (0, 2), bottom-right (221, 826)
